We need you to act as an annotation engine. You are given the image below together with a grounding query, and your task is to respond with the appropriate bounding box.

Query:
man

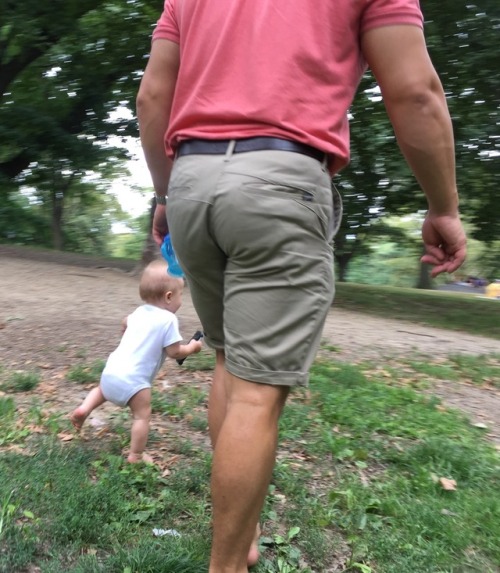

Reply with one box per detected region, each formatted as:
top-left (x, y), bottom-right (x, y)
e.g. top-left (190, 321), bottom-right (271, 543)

top-left (136, 1), bottom-right (467, 571)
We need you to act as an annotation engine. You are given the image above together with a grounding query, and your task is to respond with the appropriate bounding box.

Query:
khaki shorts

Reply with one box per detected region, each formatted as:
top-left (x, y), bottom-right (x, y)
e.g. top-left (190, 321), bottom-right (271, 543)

top-left (167, 148), bottom-right (342, 386)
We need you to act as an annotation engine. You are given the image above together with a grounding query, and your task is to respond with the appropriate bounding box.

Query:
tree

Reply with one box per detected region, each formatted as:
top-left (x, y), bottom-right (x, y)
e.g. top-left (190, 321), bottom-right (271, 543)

top-left (335, 0), bottom-right (499, 282)
top-left (0, 0), bottom-right (159, 247)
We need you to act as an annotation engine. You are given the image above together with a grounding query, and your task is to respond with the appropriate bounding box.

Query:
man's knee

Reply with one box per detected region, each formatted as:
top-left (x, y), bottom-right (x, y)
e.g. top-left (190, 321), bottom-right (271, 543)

top-left (226, 374), bottom-right (289, 418)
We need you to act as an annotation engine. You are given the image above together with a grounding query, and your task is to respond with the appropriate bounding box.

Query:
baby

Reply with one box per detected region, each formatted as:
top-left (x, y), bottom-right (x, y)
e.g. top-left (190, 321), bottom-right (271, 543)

top-left (70, 259), bottom-right (203, 462)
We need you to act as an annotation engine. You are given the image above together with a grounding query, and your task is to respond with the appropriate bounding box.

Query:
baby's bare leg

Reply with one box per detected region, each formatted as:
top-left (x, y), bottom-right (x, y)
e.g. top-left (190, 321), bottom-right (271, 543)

top-left (127, 388), bottom-right (152, 463)
top-left (70, 386), bottom-right (106, 430)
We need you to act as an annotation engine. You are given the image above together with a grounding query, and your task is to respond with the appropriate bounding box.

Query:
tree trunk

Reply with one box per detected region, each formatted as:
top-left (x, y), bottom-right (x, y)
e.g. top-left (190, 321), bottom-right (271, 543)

top-left (51, 189), bottom-right (64, 251)
top-left (416, 258), bottom-right (433, 289)
top-left (136, 198), bottom-right (159, 272)
top-left (335, 252), bottom-right (352, 282)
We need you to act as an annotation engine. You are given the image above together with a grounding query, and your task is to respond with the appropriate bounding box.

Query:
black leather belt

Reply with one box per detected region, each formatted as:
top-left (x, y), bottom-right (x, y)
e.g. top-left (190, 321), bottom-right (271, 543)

top-left (176, 137), bottom-right (326, 163)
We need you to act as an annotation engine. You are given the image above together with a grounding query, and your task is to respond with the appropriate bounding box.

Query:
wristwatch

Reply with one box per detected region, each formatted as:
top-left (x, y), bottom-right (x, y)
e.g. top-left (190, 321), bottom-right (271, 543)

top-left (155, 193), bottom-right (167, 205)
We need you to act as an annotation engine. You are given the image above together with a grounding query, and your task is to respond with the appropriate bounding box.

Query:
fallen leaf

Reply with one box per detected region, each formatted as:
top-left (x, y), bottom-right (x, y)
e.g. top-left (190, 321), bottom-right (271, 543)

top-left (57, 432), bottom-right (74, 442)
top-left (165, 454), bottom-right (180, 466)
top-left (439, 477), bottom-right (457, 491)
top-left (26, 425), bottom-right (46, 434)
top-left (95, 426), bottom-right (111, 438)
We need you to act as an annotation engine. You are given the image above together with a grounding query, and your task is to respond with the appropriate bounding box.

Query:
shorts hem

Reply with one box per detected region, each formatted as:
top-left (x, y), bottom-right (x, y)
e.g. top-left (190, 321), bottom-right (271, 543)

top-left (203, 335), bottom-right (224, 351)
top-left (225, 358), bottom-right (309, 387)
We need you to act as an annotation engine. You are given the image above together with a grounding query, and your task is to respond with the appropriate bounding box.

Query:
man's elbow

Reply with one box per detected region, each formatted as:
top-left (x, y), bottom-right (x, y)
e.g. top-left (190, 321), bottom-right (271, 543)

top-left (387, 73), bottom-right (445, 111)
top-left (136, 86), bottom-right (153, 116)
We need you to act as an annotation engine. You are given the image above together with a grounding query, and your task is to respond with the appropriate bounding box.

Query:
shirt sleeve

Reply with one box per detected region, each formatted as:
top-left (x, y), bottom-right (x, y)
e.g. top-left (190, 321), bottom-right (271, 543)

top-left (152, 0), bottom-right (180, 43)
top-left (162, 314), bottom-right (183, 348)
top-left (361, 0), bottom-right (423, 34)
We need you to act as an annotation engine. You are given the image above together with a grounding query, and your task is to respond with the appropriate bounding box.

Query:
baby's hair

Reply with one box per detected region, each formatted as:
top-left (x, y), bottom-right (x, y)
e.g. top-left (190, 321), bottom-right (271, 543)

top-left (139, 259), bottom-right (183, 304)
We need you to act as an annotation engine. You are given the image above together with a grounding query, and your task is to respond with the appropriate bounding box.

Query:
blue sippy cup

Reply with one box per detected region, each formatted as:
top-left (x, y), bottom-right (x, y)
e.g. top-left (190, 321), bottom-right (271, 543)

top-left (161, 234), bottom-right (185, 278)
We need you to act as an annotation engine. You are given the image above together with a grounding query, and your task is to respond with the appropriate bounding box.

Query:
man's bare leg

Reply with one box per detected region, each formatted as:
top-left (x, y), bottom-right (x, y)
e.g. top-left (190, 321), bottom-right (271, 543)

top-left (208, 350), bottom-right (227, 448)
top-left (70, 386), bottom-right (106, 430)
top-left (209, 371), bottom-right (289, 573)
top-left (127, 388), bottom-right (152, 463)
top-left (208, 352), bottom-right (262, 567)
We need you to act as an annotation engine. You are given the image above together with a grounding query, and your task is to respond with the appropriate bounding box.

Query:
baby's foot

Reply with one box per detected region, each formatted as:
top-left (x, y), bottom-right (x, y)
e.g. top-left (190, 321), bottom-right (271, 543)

top-left (70, 407), bottom-right (88, 431)
top-left (247, 523), bottom-right (261, 568)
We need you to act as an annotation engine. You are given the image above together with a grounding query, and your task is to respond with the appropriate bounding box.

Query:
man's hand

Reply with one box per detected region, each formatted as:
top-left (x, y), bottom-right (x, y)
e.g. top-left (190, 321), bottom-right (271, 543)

top-left (152, 204), bottom-right (169, 246)
top-left (421, 212), bottom-right (467, 277)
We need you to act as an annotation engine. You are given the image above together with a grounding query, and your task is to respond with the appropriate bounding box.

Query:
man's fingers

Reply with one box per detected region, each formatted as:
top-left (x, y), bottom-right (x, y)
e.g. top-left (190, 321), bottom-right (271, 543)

top-left (424, 246), bottom-right (466, 277)
top-left (424, 244), bottom-right (446, 261)
top-left (430, 265), bottom-right (447, 278)
top-left (445, 250), bottom-right (467, 274)
top-left (421, 253), bottom-right (442, 266)
top-left (152, 229), bottom-right (164, 246)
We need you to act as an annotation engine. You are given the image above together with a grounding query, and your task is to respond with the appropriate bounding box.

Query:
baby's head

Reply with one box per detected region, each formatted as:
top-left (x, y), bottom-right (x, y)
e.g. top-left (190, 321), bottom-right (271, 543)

top-left (139, 260), bottom-right (184, 313)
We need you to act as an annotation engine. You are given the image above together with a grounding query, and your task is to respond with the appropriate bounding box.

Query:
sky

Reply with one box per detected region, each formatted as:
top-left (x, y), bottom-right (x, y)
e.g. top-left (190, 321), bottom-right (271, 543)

top-left (111, 138), bottom-right (152, 217)
top-left (108, 108), bottom-right (152, 219)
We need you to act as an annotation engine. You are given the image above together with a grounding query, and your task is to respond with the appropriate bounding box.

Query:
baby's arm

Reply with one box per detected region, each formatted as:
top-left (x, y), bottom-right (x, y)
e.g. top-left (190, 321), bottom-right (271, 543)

top-left (166, 338), bottom-right (203, 361)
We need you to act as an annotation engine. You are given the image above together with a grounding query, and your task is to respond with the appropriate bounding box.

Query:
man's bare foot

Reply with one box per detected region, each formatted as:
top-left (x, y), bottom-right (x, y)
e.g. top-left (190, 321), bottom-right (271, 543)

top-left (70, 407), bottom-right (88, 431)
top-left (247, 524), bottom-right (261, 568)
top-left (127, 452), bottom-right (154, 464)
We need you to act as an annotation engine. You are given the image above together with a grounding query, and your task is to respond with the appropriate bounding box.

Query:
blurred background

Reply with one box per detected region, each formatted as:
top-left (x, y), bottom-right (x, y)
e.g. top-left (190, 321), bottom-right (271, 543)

top-left (0, 0), bottom-right (498, 291)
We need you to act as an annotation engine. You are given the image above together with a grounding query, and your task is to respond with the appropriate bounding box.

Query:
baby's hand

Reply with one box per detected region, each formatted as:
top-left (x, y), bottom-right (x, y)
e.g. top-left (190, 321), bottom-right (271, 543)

top-left (175, 330), bottom-right (204, 365)
top-left (191, 339), bottom-right (203, 354)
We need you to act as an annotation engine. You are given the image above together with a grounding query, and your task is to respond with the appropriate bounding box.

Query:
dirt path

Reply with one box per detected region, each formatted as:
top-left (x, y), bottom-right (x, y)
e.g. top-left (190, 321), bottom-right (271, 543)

top-left (1, 252), bottom-right (499, 444)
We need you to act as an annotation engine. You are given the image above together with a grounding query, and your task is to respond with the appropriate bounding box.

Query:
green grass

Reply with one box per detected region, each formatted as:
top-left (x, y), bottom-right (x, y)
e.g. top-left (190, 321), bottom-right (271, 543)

top-left (152, 384), bottom-right (207, 421)
top-left (0, 397), bottom-right (31, 446)
top-left (408, 360), bottom-right (460, 381)
top-left (404, 353), bottom-right (500, 388)
top-left (0, 369), bottom-right (41, 392)
top-left (1, 359), bottom-right (499, 572)
top-left (334, 282), bottom-right (500, 339)
top-left (449, 353), bottom-right (500, 386)
top-left (180, 350), bottom-right (216, 371)
top-left (67, 360), bottom-right (106, 384)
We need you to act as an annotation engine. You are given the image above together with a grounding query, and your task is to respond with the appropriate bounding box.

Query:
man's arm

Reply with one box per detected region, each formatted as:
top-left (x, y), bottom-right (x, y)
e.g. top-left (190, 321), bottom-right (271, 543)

top-left (136, 39), bottom-right (180, 245)
top-left (361, 25), bottom-right (466, 276)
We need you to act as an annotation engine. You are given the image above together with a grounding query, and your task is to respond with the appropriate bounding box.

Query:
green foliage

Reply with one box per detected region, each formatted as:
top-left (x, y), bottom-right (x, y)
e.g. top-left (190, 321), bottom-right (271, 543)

top-left (67, 360), bottom-right (105, 384)
top-left (408, 361), bottom-right (459, 381)
top-left (151, 385), bottom-right (206, 420)
top-left (110, 231), bottom-right (147, 260)
top-left (0, 397), bottom-right (30, 446)
top-left (0, 0), bottom-right (158, 252)
top-left (346, 217), bottom-right (500, 288)
top-left (0, 370), bottom-right (41, 392)
top-left (2, 356), bottom-right (500, 572)
top-left (179, 350), bottom-right (216, 372)
top-left (449, 354), bottom-right (500, 387)
top-left (259, 527), bottom-right (307, 573)
top-left (334, 282), bottom-right (500, 339)
top-left (0, 441), bottom-right (211, 572)
top-left (333, 1), bottom-right (499, 279)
